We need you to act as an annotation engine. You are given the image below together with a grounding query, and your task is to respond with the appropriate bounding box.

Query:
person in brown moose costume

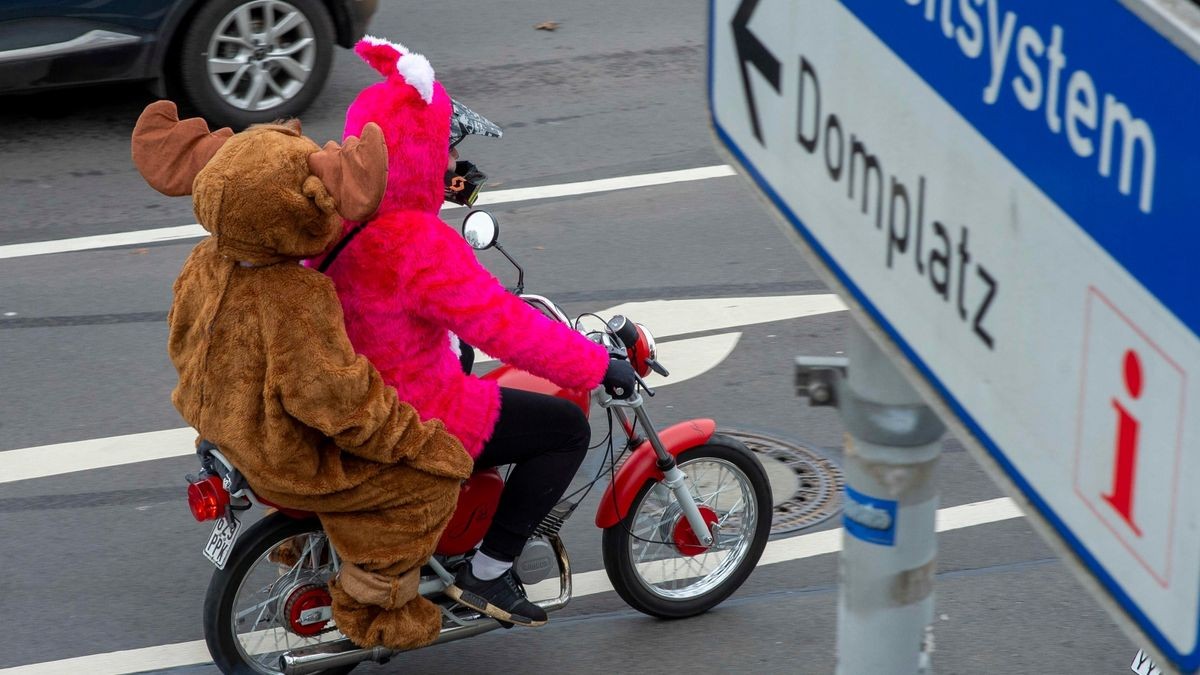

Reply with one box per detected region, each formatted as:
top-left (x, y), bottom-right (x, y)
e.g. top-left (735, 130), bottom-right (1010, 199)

top-left (131, 100), bottom-right (473, 651)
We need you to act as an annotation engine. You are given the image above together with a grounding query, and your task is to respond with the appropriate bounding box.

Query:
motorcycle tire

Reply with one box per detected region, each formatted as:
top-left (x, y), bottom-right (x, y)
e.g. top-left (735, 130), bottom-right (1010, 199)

top-left (601, 435), bottom-right (773, 619)
top-left (203, 512), bottom-right (356, 675)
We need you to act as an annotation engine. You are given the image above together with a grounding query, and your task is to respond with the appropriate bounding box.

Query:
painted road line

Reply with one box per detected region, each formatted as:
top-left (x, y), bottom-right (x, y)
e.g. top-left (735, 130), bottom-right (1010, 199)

top-left (642, 332), bottom-right (741, 388)
top-left (0, 165), bottom-right (736, 260)
top-left (468, 164), bottom-right (735, 208)
top-left (3, 293), bottom-right (849, 484)
top-left (0, 496), bottom-right (1022, 674)
top-left (475, 293), bottom-right (846, 364)
top-left (600, 294), bottom-right (846, 339)
top-left (0, 225), bottom-right (208, 260)
top-left (0, 427), bottom-right (198, 484)
top-left (0, 335), bottom-right (739, 485)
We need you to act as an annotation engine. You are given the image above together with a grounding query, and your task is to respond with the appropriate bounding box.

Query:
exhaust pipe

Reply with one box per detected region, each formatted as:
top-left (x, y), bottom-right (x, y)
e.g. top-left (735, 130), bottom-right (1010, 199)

top-left (281, 617), bottom-right (500, 674)
top-left (280, 536), bottom-right (573, 675)
top-left (281, 641), bottom-right (395, 674)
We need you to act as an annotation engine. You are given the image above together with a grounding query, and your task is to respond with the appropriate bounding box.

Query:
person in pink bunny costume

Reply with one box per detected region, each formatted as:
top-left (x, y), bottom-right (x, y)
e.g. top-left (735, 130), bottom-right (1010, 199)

top-left (312, 36), bottom-right (637, 628)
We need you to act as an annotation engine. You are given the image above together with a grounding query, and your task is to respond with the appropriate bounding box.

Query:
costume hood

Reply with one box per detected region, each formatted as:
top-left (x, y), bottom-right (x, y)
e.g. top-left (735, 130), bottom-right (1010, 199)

top-left (131, 100), bottom-right (388, 266)
top-left (193, 123), bottom-right (343, 265)
top-left (345, 37), bottom-right (451, 216)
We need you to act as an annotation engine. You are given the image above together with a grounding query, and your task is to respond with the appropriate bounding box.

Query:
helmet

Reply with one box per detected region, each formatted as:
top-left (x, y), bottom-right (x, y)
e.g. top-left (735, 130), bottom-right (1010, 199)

top-left (449, 98), bottom-right (502, 148)
top-left (444, 99), bottom-right (502, 207)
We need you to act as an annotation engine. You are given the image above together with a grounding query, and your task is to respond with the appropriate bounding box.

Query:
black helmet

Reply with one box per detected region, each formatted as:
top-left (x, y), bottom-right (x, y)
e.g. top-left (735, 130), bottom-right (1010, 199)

top-left (449, 98), bottom-right (502, 148)
top-left (445, 99), bottom-right (501, 206)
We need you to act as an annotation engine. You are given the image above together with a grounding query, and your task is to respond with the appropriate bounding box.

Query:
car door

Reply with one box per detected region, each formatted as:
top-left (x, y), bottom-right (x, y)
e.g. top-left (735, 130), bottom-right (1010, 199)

top-left (0, 0), bottom-right (167, 90)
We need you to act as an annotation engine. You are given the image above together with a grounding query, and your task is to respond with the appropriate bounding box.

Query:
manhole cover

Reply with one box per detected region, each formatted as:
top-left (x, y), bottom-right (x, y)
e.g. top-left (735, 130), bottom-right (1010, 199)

top-left (722, 429), bottom-right (844, 535)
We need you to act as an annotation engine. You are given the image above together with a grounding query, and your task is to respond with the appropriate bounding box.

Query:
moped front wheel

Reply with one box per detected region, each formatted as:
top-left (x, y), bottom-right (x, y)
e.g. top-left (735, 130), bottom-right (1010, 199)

top-left (601, 435), bottom-right (772, 618)
top-left (203, 512), bottom-right (356, 675)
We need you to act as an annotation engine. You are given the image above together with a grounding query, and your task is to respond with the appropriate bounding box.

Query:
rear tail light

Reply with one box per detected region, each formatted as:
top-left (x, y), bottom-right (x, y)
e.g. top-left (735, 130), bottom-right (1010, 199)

top-left (188, 474), bottom-right (229, 522)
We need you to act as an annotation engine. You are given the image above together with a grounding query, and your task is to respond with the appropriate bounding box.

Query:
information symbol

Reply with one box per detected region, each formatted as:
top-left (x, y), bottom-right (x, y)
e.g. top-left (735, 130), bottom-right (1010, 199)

top-left (1074, 287), bottom-right (1185, 586)
top-left (1103, 349), bottom-right (1144, 537)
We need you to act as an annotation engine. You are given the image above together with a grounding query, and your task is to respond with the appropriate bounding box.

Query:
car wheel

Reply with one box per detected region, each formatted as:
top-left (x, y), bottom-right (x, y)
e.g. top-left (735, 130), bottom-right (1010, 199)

top-left (178, 0), bottom-right (335, 129)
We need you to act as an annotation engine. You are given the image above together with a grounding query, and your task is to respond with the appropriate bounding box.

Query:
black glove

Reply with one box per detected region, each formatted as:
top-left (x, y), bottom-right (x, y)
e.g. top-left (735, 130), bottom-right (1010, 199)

top-left (602, 358), bottom-right (637, 399)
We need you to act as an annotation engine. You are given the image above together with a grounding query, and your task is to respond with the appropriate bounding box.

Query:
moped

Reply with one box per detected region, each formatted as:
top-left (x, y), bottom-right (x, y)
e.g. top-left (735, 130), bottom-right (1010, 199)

top-left (185, 210), bottom-right (773, 674)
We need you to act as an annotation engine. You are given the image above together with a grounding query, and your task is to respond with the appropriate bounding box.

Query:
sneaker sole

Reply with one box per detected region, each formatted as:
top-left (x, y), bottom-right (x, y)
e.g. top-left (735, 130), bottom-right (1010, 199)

top-left (444, 584), bottom-right (548, 627)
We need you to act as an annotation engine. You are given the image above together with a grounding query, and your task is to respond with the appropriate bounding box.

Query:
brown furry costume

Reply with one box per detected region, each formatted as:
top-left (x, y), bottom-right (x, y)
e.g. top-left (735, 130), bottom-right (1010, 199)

top-left (132, 100), bottom-right (472, 650)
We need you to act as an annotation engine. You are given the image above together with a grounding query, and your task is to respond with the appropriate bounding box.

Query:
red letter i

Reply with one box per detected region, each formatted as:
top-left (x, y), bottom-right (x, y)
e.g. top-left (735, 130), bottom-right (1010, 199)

top-left (1102, 350), bottom-right (1143, 537)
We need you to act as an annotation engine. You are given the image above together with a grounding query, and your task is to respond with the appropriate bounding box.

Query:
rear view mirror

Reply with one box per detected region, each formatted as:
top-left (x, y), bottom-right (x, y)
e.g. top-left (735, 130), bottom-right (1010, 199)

top-left (462, 210), bottom-right (499, 250)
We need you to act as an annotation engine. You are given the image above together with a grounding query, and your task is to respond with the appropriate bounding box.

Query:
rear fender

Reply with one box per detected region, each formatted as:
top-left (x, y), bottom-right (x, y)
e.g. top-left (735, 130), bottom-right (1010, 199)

top-left (594, 419), bottom-right (716, 529)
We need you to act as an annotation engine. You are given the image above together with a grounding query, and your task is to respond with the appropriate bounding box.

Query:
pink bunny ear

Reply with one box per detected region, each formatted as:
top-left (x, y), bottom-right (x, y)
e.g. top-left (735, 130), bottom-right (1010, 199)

top-left (354, 35), bottom-right (435, 104)
top-left (355, 36), bottom-right (402, 78)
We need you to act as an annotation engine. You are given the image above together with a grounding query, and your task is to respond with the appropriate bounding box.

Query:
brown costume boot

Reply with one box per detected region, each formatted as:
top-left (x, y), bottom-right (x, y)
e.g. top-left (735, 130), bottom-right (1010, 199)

top-left (327, 562), bottom-right (442, 650)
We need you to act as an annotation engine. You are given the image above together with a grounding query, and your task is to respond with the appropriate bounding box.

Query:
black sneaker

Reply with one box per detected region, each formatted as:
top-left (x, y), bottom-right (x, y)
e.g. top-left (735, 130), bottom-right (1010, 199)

top-left (445, 565), bottom-right (548, 627)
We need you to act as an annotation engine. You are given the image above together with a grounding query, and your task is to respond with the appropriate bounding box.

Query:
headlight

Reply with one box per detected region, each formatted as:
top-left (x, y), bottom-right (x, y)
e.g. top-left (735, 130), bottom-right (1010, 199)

top-left (637, 323), bottom-right (657, 362)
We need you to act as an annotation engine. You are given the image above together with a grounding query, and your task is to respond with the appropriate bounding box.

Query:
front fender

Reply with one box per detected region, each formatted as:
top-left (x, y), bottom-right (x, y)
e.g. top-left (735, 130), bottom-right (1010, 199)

top-left (594, 418), bottom-right (716, 529)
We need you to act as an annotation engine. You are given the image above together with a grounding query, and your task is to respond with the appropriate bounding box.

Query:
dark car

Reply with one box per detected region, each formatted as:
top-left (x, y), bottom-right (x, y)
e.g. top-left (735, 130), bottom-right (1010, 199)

top-left (0, 0), bottom-right (378, 127)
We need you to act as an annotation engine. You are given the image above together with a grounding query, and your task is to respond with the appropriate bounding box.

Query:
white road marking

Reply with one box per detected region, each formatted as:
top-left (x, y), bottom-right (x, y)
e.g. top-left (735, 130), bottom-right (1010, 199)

top-left (0, 427), bottom-right (198, 484)
top-left (477, 293), bottom-right (844, 364)
top-left (2, 295), bottom-right (846, 484)
top-left (481, 331), bottom-right (742, 382)
top-left (0, 335), bottom-right (739, 485)
top-left (601, 294), bottom-right (846, 339)
top-left (0, 497), bottom-right (1022, 674)
top-left (0, 640), bottom-right (213, 675)
top-left (0, 225), bottom-right (207, 261)
top-left (642, 332), bottom-right (741, 388)
top-left (469, 164), bottom-right (735, 208)
top-left (0, 165), bottom-right (735, 260)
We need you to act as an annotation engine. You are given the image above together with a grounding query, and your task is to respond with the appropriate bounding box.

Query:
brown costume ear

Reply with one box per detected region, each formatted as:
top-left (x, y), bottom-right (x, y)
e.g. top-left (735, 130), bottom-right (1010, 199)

top-left (307, 122), bottom-right (388, 221)
top-left (131, 100), bottom-right (233, 196)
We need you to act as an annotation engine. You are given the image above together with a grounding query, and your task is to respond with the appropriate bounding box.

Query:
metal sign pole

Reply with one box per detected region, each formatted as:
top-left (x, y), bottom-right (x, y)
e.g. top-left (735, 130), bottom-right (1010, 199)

top-left (798, 321), bottom-right (946, 674)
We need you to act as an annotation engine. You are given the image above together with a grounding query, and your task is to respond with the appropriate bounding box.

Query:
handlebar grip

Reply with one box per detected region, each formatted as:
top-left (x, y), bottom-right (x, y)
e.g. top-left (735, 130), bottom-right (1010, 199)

top-left (607, 315), bottom-right (640, 348)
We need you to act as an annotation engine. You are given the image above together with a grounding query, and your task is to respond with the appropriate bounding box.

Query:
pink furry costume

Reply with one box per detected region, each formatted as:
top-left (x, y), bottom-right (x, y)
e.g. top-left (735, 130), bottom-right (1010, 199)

top-left (312, 37), bottom-right (610, 457)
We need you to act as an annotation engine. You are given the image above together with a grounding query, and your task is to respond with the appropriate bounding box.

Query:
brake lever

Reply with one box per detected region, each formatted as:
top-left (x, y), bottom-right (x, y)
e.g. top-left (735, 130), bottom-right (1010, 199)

top-left (645, 358), bottom-right (669, 377)
top-left (633, 370), bottom-right (655, 397)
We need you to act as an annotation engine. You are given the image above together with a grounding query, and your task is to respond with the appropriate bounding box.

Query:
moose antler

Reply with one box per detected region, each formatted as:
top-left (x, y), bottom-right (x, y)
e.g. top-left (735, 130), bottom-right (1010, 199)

top-left (307, 122), bottom-right (388, 221)
top-left (131, 100), bottom-right (233, 196)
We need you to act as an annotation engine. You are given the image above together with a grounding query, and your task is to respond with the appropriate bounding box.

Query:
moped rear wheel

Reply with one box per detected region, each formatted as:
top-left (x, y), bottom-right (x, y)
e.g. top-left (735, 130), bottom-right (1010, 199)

top-left (203, 512), bottom-right (356, 675)
top-left (602, 435), bottom-right (772, 618)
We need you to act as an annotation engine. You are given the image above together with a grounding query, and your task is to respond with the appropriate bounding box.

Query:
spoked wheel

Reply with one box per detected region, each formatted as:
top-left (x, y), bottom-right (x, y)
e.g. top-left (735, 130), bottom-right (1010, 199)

top-left (602, 435), bottom-right (773, 618)
top-left (203, 513), bottom-right (355, 675)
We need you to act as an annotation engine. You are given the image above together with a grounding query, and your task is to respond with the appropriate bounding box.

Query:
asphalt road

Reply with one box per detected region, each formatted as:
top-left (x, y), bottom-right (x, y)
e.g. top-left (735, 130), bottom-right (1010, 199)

top-left (0, 1), bottom-right (1139, 673)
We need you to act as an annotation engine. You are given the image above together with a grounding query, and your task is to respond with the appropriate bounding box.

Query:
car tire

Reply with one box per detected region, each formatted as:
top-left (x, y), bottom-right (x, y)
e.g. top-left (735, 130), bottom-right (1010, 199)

top-left (178, 0), bottom-right (335, 129)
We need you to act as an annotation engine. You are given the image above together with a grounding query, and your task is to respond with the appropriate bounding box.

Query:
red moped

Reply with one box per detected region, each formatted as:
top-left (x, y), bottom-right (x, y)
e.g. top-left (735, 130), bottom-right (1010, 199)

top-left (185, 211), bottom-right (773, 674)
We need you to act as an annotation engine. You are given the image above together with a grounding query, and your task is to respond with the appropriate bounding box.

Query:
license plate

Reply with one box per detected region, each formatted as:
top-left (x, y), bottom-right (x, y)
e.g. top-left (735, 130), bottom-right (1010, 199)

top-left (203, 514), bottom-right (241, 570)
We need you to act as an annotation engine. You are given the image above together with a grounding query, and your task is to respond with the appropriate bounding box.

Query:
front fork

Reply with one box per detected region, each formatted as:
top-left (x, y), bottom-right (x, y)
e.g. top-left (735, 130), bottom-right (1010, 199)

top-left (607, 394), bottom-right (715, 547)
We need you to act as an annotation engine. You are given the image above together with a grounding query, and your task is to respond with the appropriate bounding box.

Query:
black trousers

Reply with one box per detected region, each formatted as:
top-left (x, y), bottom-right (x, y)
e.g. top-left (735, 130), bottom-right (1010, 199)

top-left (473, 387), bottom-right (590, 561)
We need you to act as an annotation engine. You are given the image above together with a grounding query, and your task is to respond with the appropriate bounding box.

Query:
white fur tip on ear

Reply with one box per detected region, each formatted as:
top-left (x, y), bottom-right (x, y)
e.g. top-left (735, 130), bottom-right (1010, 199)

top-left (360, 34), bottom-right (388, 46)
top-left (395, 51), bottom-right (435, 104)
top-left (357, 35), bottom-right (435, 104)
